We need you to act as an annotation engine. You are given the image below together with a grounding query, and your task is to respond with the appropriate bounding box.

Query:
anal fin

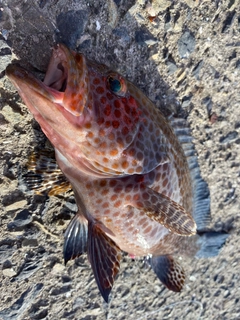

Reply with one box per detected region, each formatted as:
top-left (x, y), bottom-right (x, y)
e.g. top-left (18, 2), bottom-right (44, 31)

top-left (131, 185), bottom-right (196, 236)
top-left (88, 221), bottom-right (121, 303)
top-left (64, 213), bottom-right (88, 264)
top-left (151, 255), bottom-right (185, 292)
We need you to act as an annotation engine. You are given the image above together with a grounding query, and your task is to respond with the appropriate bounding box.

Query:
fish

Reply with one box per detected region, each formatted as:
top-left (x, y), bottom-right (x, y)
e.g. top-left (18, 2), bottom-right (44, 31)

top-left (6, 44), bottom-right (228, 302)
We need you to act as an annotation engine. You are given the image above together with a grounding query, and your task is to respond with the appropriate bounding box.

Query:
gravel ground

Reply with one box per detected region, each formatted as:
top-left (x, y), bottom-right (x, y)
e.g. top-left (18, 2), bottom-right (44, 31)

top-left (0, 1), bottom-right (240, 319)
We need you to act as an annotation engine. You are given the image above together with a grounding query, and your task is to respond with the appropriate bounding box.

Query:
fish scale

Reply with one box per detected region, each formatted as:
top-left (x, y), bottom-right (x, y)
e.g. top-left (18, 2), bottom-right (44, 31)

top-left (6, 43), bottom-right (228, 303)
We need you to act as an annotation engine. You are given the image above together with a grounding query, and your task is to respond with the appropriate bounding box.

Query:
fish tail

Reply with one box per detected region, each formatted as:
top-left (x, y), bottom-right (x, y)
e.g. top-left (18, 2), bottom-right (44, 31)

top-left (19, 149), bottom-right (71, 196)
top-left (169, 117), bottom-right (211, 230)
top-left (195, 231), bottom-right (229, 258)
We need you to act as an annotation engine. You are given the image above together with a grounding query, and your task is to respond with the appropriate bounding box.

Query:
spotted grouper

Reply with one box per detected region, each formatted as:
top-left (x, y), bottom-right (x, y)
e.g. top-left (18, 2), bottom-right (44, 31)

top-left (6, 44), bottom-right (228, 302)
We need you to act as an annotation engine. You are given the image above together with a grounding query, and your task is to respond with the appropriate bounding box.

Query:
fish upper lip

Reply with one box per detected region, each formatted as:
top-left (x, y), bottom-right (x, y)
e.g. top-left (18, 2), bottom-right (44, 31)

top-left (6, 44), bottom-right (73, 100)
top-left (43, 43), bottom-right (69, 92)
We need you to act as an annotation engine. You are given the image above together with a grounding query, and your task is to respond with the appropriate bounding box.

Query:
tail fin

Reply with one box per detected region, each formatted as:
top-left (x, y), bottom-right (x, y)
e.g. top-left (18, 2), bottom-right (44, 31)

top-left (196, 231), bottom-right (229, 258)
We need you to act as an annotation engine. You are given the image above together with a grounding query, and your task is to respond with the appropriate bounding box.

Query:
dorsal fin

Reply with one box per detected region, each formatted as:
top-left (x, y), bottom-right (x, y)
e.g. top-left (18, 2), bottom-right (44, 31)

top-left (169, 117), bottom-right (211, 230)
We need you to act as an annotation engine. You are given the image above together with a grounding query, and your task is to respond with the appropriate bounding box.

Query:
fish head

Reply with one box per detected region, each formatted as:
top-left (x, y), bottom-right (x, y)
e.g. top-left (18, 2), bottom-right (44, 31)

top-left (6, 43), bottom-right (90, 130)
top-left (6, 44), bottom-right (145, 177)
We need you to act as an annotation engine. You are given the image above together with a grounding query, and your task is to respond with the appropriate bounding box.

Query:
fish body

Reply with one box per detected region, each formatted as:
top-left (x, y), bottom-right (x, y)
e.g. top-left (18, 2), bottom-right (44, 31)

top-left (6, 44), bottom-right (228, 302)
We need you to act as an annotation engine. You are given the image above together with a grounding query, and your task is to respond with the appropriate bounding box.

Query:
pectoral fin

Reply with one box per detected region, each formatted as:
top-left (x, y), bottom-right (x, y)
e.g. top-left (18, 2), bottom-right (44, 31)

top-left (130, 186), bottom-right (196, 236)
top-left (22, 149), bottom-right (71, 196)
top-left (88, 221), bottom-right (121, 303)
top-left (151, 255), bottom-right (185, 292)
top-left (63, 212), bottom-right (88, 264)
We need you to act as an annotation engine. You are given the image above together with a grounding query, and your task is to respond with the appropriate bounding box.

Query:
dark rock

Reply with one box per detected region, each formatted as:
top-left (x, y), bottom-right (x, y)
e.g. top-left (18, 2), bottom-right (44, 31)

top-left (50, 284), bottom-right (72, 296)
top-left (55, 10), bottom-right (89, 49)
top-left (38, 0), bottom-right (48, 9)
top-left (22, 238), bottom-right (39, 247)
top-left (62, 275), bottom-right (72, 283)
top-left (2, 259), bottom-right (13, 269)
top-left (14, 253), bottom-right (44, 281)
top-left (135, 28), bottom-right (157, 46)
top-left (222, 10), bottom-right (236, 33)
top-left (0, 284), bottom-right (43, 320)
top-left (182, 95), bottom-right (192, 109)
top-left (2, 190), bottom-right (25, 206)
top-left (77, 38), bottom-right (92, 51)
top-left (113, 27), bottom-right (131, 42)
top-left (192, 60), bottom-right (204, 80)
top-left (7, 209), bottom-right (32, 231)
top-left (201, 96), bottom-right (213, 117)
top-left (0, 239), bottom-right (17, 263)
top-left (178, 31), bottom-right (196, 58)
top-left (166, 61), bottom-right (177, 74)
top-left (219, 131), bottom-right (238, 144)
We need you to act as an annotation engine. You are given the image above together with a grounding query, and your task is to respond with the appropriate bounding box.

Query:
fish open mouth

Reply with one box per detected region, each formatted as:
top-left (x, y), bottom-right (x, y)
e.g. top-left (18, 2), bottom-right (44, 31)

top-left (43, 44), bottom-right (69, 93)
top-left (6, 43), bottom-right (88, 118)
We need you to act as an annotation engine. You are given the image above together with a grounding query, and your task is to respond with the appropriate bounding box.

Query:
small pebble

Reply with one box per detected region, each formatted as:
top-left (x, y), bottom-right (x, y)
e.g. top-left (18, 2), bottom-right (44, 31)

top-left (52, 263), bottom-right (65, 274)
top-left (2, 268), bottom-right (17, 277)
top-left (5, 200), bottom-right (27, 212)
top-left (189, 275), bottom-right (196, 281)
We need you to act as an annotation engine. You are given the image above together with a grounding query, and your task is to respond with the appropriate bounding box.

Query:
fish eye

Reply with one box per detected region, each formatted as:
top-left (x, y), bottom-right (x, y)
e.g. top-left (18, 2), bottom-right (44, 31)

top-left (107, 73), bottom-right (127, 97)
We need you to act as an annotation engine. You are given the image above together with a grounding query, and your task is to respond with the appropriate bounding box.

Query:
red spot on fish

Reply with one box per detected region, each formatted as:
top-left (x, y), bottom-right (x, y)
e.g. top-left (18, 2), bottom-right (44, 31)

top-left (123, 115), bottom-right (132, 125)
top-left (112, 120), bottom-right (120, 129)
top-left (108, 132), bottom-right (115, 140)
top-left (107, 92), bottom-right (114, 100)
top-left (125, 194), bottom-right (131, 202)
top-left (104, 105), bottom-right (111, 116)
top-left (114, 200), bottom-right (121, 208)
top-left (114, 100), bottom-right (121, 109)
top-left (124, 104), bottom-right (131, 114)
top-left (102, 202), bottom-right (109, 208)
top-left (99, 180), bottom-right (107, 187)
top-left (111, 194), bottom-right (118, 201)
top-left (97, 117), bottom-right (104, 125)
top-left (93, 78), bottom-right (100, 85)
top-left (101, 189), bottom-right (109, 196)
top-left (121, 160), bottom-right (129, 169)
top-left (114, 109), bottom-right (121, 118)
top-left (99, 141), bottom-right (107, 149)
top-left (100, 96), bottom-right (107, 104)
top-left (105, 120), bottom-right (111, 128)
top-left (110, 149), bottom-right (118, 156)
top-left (109, 180), bottom-right (117, 187)
top-left (122, 126), bottom-right (129, 135)
top-left (129, 96), bottom-right (135, 104)
top-left (96, 86), bottom-right (105, 94)
top-left (99, 129), bottom-right (106, 137)
top-left (112, 163), bottom-right (119, 169)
